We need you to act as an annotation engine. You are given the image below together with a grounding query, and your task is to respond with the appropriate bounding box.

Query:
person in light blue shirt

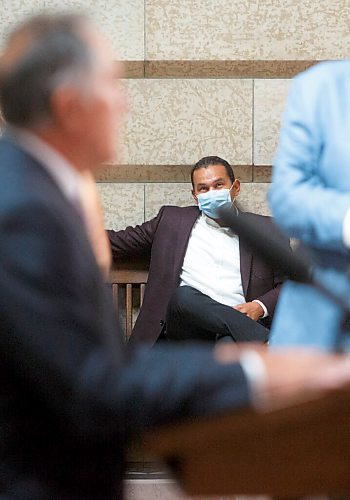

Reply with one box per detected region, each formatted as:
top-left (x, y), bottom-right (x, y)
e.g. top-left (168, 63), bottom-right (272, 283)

top-left (269, 61), bottom-right (350, 351)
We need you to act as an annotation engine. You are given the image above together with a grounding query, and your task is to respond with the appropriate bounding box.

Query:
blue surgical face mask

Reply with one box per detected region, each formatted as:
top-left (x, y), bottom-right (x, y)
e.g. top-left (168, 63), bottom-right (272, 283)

top-left (197, 186), bottom-right (234, 219)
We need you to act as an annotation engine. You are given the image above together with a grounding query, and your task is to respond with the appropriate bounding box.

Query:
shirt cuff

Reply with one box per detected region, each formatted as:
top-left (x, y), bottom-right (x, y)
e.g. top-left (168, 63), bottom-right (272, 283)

top-left (343, 208), bottom-right (350, 248)
top-left (252, 299), bottom-right (268, 318)
top-left (239, 350), bottom-right (267, 410)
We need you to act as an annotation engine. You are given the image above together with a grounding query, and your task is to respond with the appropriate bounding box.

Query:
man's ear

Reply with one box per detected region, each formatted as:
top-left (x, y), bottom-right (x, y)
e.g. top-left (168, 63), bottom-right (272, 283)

top-left (50, 86), bottom-right (82, 134)
top-left (192, 189), bottom-right (198, 205)
top-left (232, 179), bottom-right (240, 198)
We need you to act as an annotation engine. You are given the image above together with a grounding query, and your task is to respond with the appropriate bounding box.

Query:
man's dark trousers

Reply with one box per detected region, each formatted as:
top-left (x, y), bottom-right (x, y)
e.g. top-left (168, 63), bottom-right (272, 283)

top-left (165, 285), bottom-right (269, 343)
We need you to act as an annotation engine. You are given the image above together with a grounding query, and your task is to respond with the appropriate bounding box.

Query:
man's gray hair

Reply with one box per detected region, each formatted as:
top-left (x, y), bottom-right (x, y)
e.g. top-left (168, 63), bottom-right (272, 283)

top-left (0, 13), bottom-right (93, 128)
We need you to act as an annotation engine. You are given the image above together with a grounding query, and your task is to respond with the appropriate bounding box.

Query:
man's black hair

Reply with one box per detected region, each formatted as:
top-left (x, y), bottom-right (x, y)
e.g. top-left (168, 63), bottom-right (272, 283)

top-left (191, 156), bottom-right (235, 187)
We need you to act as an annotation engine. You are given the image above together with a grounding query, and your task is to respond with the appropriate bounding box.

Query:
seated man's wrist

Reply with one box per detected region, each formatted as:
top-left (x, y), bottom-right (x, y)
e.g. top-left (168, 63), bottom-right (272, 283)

top-left (252, 299), bottom-right (268, 318)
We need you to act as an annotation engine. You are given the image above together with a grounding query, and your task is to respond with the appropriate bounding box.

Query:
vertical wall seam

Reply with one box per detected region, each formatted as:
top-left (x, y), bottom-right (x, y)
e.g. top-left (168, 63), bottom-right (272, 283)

top-left (143, 0), bottom-right (146, 77)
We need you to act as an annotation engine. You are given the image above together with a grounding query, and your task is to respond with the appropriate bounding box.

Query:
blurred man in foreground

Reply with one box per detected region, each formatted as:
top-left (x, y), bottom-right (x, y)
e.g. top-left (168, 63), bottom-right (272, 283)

top-left (1, 13), bottom-right (350, 500)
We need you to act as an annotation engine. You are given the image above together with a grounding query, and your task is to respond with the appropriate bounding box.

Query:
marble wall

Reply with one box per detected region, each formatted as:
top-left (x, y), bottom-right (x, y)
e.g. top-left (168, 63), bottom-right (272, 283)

top-left (1, 1), bottom-right (348, 228)
top-left (146, 0), bottom-right (350, 60)
top-left (0, 0), bottom-right (145, 60)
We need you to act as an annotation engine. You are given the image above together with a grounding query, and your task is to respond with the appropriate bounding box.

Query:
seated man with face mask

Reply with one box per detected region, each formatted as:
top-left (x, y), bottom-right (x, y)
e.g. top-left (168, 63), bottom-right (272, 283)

top-left (108, 156), bottom-right (289, 345)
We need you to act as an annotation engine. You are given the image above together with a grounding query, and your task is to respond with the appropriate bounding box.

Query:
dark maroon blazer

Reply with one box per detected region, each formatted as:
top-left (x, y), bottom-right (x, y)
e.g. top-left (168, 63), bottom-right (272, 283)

top-left (108, 205), bottom-right (289, 345)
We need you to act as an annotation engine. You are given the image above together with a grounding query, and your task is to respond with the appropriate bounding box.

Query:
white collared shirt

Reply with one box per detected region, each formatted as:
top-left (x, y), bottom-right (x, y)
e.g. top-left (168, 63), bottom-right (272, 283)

top-left (180, 212), bottom-right (268, 316)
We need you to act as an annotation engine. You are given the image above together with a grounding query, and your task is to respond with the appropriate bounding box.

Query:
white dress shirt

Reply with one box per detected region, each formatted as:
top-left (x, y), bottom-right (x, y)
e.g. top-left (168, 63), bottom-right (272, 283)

top-left (180, 212), bottom-right (268, 316)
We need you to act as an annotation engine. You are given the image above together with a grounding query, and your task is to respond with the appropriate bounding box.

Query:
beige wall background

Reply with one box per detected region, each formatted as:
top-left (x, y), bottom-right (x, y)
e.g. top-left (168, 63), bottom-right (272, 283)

top-left (1, 0), bottom-right (350, 229)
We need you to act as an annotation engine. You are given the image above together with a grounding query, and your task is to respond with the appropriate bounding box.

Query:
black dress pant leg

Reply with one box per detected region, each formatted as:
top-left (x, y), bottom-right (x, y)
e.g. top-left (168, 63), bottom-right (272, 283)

top-left (165, 285), bottom-right (269, 343)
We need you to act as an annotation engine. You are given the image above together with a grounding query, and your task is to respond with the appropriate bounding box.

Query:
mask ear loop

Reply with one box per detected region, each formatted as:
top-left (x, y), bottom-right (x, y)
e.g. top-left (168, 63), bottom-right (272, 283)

top-left (229, 184), bottom-right (239, 215)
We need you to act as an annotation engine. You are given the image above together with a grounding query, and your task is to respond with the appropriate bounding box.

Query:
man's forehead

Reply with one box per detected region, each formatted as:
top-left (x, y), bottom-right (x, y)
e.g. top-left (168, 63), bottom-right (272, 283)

top-left (193, 164), bottom-right (230, 183)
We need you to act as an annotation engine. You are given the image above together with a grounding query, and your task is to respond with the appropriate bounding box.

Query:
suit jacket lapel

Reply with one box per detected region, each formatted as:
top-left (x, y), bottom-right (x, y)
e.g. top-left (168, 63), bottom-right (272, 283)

top-left (239, 239), bottom-right (253, 297)
top-left (237, 209), bottom-right (253, 298)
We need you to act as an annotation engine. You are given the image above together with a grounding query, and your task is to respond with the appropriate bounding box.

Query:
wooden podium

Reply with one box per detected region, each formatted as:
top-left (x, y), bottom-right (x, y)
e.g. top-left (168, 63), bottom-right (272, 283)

top-left (145, 389), bottom-right (350, 497)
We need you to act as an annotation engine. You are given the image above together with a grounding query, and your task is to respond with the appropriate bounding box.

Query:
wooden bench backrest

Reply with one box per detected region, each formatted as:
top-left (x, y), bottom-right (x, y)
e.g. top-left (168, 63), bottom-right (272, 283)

top-left (109, 259), bottom-right (149, 341)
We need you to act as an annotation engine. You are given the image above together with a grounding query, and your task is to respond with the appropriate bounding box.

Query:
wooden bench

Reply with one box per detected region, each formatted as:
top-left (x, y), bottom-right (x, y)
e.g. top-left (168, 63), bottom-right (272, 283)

top-left (109, 259), bottom-right (149, 341)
